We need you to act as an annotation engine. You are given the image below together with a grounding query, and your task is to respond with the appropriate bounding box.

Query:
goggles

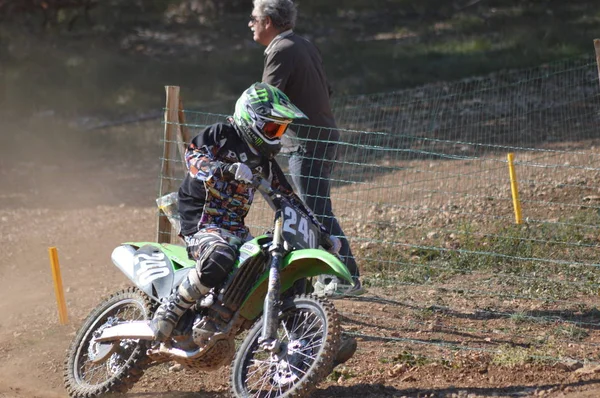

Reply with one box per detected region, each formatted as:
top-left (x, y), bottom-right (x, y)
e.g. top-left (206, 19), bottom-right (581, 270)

top-left (260, 120), bottom-right (289, 139)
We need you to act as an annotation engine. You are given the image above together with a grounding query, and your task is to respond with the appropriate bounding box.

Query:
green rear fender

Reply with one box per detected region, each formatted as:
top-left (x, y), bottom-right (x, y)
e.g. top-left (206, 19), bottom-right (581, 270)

top-left (239, 249), bottom-right (353, 320)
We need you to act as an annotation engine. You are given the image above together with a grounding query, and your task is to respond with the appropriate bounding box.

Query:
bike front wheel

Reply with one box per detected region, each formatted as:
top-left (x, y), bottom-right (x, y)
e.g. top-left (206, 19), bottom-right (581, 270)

top-left (230, 294), bottom-right (341, 398)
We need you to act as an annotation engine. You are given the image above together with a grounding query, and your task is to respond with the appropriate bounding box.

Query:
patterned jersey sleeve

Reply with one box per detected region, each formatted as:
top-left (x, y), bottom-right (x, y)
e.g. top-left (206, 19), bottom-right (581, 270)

top-left (267, 158), bottom-right (294, 195)
top-left (268, 159), bottom-right (329, 235)
top-left (186, 124), bottom-right (227, 181)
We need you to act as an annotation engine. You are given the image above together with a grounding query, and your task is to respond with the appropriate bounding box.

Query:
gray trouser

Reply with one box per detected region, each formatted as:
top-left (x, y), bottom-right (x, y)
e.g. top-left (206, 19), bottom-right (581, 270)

top-left (288, 143), bottom-right (359, 278)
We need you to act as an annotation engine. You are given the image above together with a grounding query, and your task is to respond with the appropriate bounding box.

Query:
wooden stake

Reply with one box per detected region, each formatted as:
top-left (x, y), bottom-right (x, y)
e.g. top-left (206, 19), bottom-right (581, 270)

top-left (177, 96), bottom-right (192, 163)
top-left (594, 39), bottom-right (600, 86)
top-left (48, 247), bottom-right (69, 325)
top-left (157, 86), bottom-right (181, 243)
top-left (507, 153), bottom-right (523, 225)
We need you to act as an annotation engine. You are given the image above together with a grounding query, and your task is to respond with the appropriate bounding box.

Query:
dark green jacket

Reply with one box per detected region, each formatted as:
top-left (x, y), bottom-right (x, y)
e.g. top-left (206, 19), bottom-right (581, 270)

top-left (262, 31), bottom-right (340, 150)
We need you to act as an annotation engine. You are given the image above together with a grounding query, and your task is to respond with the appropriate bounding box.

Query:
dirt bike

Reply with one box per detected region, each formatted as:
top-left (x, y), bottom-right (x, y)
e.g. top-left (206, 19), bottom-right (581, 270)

top-left (63, 175), bottom-right (353, 398)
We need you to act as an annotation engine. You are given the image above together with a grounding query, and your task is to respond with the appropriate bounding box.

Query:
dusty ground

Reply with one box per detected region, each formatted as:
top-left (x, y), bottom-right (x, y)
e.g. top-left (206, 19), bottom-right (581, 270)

top-left (2, 120), bottom-right (600, 398)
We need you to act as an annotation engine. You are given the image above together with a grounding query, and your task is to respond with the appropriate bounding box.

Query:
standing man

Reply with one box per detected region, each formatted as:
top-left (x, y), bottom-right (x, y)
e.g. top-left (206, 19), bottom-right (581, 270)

top-left (249, 0), bottom-right (363, 296)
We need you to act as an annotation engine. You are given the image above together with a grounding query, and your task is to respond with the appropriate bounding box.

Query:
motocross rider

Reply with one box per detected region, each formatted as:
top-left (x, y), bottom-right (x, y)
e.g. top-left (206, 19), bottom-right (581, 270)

top-left (150, 82), bottom-right (341, 343)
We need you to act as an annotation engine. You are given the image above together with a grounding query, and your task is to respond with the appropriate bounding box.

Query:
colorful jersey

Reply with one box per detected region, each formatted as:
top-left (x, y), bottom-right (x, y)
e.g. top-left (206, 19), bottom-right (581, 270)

top-left (178, 122), bottom-right (295, 238)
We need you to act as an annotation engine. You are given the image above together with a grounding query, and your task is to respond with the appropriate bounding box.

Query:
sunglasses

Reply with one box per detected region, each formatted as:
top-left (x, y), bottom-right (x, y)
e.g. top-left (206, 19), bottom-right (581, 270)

top-left (261, 121), bottom-right (288, 139)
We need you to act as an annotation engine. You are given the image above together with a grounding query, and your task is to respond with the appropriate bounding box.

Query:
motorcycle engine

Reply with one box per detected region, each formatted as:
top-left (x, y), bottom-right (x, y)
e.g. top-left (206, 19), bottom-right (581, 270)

top-left (192, 315), bottom-right (219, 347)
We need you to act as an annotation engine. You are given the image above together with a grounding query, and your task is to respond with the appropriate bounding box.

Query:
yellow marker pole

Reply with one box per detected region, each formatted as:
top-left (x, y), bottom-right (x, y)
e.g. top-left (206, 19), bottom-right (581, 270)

top-left (507, 153), bottom-right (523, 224)
top-left (48, 247), bottom-right (69, 325)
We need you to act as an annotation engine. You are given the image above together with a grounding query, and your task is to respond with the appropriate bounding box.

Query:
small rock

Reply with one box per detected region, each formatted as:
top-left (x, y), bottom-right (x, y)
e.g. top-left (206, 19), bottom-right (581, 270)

top-left (169, 364), bottom-right (184, 372)
top-left (426, 231), bottom-right (439, 239)
top-left (387, 363), bottom-right (409, 377)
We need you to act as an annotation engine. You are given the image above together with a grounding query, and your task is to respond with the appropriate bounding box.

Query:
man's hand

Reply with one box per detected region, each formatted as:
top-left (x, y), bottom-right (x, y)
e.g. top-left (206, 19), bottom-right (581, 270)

top-left (226, 163), bottom-right (253, 183)
top-left (327, 235), bottom-right (342, 254)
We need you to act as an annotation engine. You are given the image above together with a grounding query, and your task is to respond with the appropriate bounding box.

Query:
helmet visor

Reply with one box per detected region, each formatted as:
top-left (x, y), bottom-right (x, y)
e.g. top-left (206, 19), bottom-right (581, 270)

top-left (261, 121), bottom-right (288, 139)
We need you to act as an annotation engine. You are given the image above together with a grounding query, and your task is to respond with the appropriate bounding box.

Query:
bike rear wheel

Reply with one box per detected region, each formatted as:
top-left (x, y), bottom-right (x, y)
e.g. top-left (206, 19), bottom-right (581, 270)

top-left (64, 287), bottom-right (154, 397)
top-left (230, 294), bottom-right (340, 398)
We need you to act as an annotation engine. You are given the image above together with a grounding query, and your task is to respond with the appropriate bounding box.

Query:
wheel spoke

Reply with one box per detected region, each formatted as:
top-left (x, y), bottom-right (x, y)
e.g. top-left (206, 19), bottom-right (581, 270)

top-left (297, 333), bottom-right (324, 349)
top-left (280, 320), bottom-right (293, 342)
top-left (295, 327), bottom-right (323, 343)
top-left (247, 366), bottom-right (271, 396)
top-left (290, 348), bottom-right (317, 363)
top-left (245, 344), bottom-right (274, 396)
top-left (82, 362), bottom-right (105, 383)
top-left (299, 314), bottom-right (321, 336)
top-left (286, 361), bottom-right (308, 378)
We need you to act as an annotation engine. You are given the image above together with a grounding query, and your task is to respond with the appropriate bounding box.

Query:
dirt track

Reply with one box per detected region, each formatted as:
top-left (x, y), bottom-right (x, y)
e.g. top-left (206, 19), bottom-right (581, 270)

top-left (3, 121), bottom-right (600, 398)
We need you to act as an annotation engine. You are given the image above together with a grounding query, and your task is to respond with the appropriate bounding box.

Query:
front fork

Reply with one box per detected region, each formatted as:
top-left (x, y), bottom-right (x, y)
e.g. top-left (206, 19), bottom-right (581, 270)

top-left (260, 213), bottom-right (284, 352)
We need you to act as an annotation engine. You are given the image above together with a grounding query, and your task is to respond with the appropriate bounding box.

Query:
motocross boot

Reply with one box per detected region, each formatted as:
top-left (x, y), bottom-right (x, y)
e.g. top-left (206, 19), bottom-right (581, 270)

top-left (150, 271), bottom-right (210, 341)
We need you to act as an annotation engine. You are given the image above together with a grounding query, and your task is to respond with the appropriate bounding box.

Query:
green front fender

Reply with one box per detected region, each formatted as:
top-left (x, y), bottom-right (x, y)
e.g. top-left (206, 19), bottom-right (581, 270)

top-left (238, 249), bottom-right (353, 320)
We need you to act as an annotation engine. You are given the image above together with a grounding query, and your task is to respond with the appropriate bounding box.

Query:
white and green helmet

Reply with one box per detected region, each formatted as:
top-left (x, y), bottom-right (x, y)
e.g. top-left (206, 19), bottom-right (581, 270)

top-left (233, 82), bottom-right (307, 158)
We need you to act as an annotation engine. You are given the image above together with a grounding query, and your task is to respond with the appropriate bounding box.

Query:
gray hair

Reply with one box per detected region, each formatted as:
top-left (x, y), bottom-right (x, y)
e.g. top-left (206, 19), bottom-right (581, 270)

top-left (253, 0), bottom-right (297, 30)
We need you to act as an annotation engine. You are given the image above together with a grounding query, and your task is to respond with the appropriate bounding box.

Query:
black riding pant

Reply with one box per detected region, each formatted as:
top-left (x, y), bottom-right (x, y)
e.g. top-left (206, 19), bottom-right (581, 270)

top-left (288, 143), bottom-right (359, 278)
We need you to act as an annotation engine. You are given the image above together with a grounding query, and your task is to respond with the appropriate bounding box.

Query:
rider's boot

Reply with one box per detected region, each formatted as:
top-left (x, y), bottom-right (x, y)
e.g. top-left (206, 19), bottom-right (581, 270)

top-left (150, 271), bottom-right (210, 341)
